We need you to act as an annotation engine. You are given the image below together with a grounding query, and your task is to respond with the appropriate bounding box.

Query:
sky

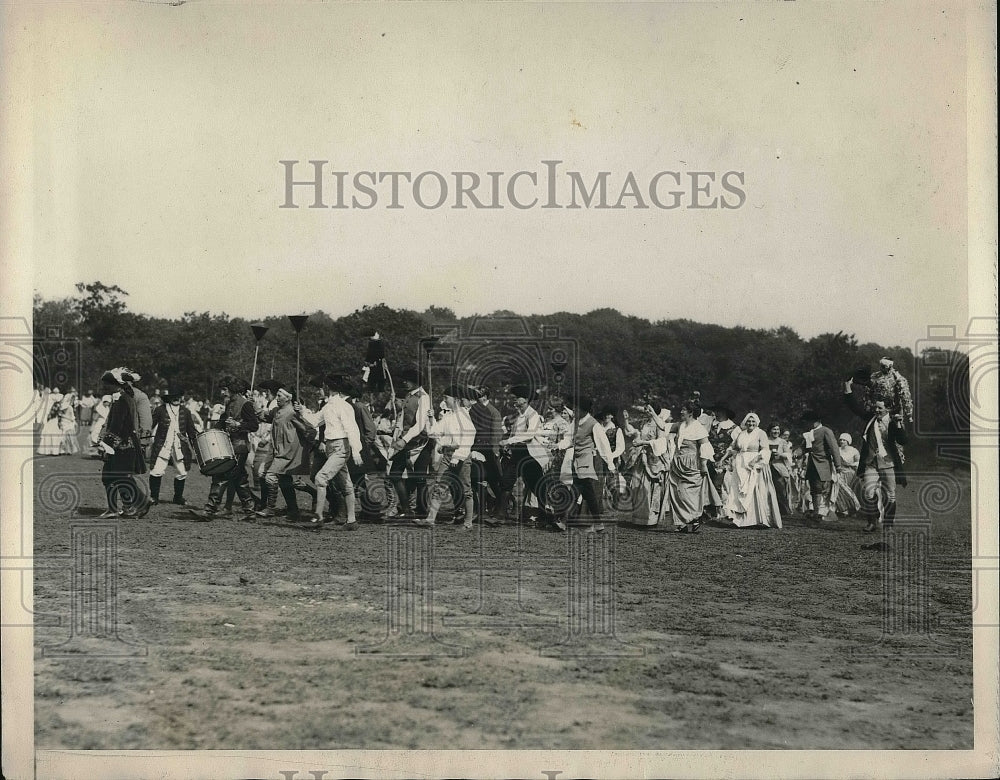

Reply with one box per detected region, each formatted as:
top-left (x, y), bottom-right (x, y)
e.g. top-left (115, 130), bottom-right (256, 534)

top-left (13, 0), bottom-right (973, 350)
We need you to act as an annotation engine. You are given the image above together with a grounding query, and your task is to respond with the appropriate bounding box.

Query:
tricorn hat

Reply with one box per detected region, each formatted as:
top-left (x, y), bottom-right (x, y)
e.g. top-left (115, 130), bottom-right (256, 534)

top-left (852, 365), bottom-right (873, 385)
top-left (799, 408), bottom-right (822, 424)
top-left (161, 388), bottom-right (185, 403)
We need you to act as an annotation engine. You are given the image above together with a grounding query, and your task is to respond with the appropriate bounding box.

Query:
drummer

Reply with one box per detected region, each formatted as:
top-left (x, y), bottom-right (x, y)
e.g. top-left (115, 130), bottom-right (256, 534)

top-left (193, 376), bottom-right (259, 520)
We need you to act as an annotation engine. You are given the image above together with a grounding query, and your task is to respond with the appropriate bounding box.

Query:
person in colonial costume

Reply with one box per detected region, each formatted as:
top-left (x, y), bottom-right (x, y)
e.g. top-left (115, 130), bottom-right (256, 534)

top-left (312, 373), bottom-right (364, 526)
top-left (34, 384), bottom-right (49, 428)
top-left (556, 396), bottom-right (615, 533)
top-left (469, 385), bottom-right (504, 523)
top-left (36, 387), bottom-right (65, 455)
top-left (705, 401), bottom-right (740, 509)
top-left (869, 358), bottom-right (914, 424)
top-left (78, 390), bottom-right (98, 427)
top-left (192, 376), bottom-right (259, 519)
top-left (719, 412), bottom-right (783, 528)
top-left (256, 385), bottom-right (317, 520)
top-left (621, 404), bottom-right (671, 526)
top-left (387, 366), bottom-right (433, 519)
top-left (664, 400), bottom-right (722, 533)
top-left (765, 422), bottom-right (794, 519)
top-left (416, 385), bottom-right (479, 530)
top-left (844, 379), bottom-right (908, 532)
top-left (250, 379), bottom-right (283, 509)
top-left (58, 387), bottom-right (80, 454)
top-left (829, 432), bottom-right (863, 516)
top-left (97, 368), bottom-right (148, 517)
top-left (147, 389), bottom-right (199, 505)
top-left (89, 393), bottom-right (113, 452)
top-left (800, 409), bottom-right (843, 520)
top-left (498, 383), bottom-right (551, 524)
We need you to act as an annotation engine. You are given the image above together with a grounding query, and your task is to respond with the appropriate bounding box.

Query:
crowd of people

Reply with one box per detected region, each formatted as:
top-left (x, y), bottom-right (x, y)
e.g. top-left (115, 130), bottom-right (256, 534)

top-left (34, 354), bottom-right (913, 536)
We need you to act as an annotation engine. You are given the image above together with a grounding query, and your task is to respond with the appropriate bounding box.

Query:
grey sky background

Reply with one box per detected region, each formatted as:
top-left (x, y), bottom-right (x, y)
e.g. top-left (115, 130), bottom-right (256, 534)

top-left (23, 1), bottom-right (969, 349)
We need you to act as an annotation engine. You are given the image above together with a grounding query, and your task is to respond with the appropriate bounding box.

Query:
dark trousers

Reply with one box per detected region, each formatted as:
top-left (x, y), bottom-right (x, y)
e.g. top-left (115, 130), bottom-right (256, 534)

top-left (571, 476), bottom-right (603, 522)
top-left (389, 441), bottom-right (433, 515)
top-left (471, 448), bottom-right (502, 515)
top-left (208, 447), bottom-right (253, 510)
top-left (500, 444), bottom-right (545, 519)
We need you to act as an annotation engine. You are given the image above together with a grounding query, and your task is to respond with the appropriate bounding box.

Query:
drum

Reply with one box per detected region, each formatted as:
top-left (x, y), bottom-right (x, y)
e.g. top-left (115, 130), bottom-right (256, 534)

top-left (195, 429), bottom-right (236, 476)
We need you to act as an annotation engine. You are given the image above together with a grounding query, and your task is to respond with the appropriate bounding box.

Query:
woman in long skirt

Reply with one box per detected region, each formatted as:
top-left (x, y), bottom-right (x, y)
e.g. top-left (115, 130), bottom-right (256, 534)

top-left (622, 406), bottom-right (670, 525)
top-left (36, 388), bottom-right (65, 455)
top-left (58, 389), bottom-right (80, 455)
top-left (830, 432), bottom-right (862, 516)
top-left (665, 401), bottom-right (721, 533)
top-left (720, 413), bottom-right (783, 528)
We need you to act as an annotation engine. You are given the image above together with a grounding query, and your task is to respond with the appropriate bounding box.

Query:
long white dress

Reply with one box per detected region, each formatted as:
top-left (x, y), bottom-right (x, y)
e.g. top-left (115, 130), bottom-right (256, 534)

top-left (58, 392), bottom-right (80, 454)
top-left (36, 393), bottom-right (65, 455)
top-left (723, 428), bottom-right (783, 528)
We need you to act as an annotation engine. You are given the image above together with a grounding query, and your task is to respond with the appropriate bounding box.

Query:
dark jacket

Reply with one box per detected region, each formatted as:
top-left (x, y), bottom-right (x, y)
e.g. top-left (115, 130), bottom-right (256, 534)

top-left (805, 425), bottom-right (842, 481)
top-left (101, 389), bottom-right (147, 474)
top-left (148, 404), bottom-right (199, 468)
top-left (844, 390), bottom-right (908, 486)
top-left (469, 401), bottom-right (503, 454)
top-left (214, 393), bottom-right (259, 453)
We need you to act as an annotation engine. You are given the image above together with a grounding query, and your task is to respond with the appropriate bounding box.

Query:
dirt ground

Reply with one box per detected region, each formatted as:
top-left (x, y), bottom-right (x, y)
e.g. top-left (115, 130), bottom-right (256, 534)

top-left (32, 435), bottom-right (973, 750)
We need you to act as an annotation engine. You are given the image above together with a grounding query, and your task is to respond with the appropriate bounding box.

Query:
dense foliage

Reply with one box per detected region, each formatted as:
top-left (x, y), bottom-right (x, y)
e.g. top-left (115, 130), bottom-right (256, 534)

top-left (33, 282), bottom-right (970, 465)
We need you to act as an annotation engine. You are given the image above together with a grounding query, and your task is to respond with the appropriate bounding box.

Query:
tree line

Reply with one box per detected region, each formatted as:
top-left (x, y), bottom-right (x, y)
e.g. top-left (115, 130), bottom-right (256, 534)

top-left (32, 281), bottom-right (970, 466)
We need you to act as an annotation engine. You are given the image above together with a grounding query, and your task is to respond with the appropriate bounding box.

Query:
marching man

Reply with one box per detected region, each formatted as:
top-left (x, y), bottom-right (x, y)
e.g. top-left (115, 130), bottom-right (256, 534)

top-left (148, 389), bottom-right (199, 506)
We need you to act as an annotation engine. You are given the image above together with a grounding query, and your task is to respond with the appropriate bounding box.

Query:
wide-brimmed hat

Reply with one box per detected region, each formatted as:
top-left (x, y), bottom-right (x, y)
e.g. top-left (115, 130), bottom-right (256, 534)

top-left (800, 409), bottom-right (822, 424)
top-left (101, 367), bottom-right (137, 385)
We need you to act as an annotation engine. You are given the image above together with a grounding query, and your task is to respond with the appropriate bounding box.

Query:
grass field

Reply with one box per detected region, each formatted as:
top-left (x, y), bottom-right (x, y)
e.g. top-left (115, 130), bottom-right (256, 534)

top-left (32, 436), bottom-right (973, 750)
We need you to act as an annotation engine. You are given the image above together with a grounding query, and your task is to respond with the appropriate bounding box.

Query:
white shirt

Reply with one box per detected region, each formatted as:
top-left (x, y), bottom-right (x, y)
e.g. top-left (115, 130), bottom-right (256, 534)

top-left (318, 393), bottom-right (362, 455)
top-left (93, 396), bottom-right (113, 422)
top-left (427, 407), bottom-right (476, 463)
top-left (592, 419), bottom-right (615, 469)
top-left (156, 403), bottom-right (184, 461)
top-left (502, 405), bottom-right (542, 445)
top-left (398, 388), bottom-right (431, 445)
